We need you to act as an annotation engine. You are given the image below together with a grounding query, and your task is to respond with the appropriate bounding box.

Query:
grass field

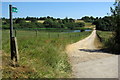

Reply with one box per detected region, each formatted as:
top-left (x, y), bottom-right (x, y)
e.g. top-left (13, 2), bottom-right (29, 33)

top-left (2, 30), bottom-right (92, 78)
top-left (85, 23), bottom-right (94, 27)
top-left (75, 20), bottom-right (95, 28)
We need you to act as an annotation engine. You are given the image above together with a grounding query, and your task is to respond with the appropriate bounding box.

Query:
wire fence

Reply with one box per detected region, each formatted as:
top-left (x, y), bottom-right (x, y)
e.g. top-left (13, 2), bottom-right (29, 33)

top-left (2, 29), bottom-right (92, 39)
top-left (15, 30), bottom-right (87, 38)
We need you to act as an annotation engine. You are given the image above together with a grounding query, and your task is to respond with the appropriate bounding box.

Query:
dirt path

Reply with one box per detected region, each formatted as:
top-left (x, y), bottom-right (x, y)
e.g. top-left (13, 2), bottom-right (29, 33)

top-left (66, 30), bottom-right (118, 78)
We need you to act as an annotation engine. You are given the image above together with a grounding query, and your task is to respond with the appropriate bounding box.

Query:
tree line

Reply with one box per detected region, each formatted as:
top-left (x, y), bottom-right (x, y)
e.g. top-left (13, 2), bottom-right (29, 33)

top-left (92, 16), bottom-right (114, 31)
top-left (2, 14), bottom-right (118, 31)
top-left (2, 16), bottom-right (88, 30)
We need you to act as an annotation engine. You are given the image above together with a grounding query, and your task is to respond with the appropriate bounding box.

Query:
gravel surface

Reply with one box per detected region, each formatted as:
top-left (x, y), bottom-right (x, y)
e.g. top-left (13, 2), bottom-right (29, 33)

top-left (66, 30), bottom-right (118, 78)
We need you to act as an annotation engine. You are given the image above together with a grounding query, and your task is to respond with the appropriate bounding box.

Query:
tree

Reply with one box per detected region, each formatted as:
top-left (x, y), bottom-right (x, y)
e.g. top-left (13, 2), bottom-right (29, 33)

top-left (43, 19), bottom-right (54, 28)
top-left (64, 17), bottom-right (69, 23)
top-left (15, 18), bottom-right (25, 24)
top-left (35, 23), bottom-right (44, 28)
top-left (81, 16), bottom-right (95, 23)
top-left (92, 16), bottom-right (113, 31)
top-left (65, 22), bottom-right (76, 30)
top-left (31, 19), bottom-right (37, 23)
top-left (110, 1), bottom-right (120, 53)
top-left (69, 18), bottom-right (75, 23)
top-left (75, 22), bottom-right (85, 27)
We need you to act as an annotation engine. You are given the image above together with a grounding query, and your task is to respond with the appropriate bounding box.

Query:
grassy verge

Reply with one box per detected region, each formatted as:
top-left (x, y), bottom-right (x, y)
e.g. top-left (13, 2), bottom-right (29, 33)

top-left (97, 31), bottom-right (113, 43)
top-left (2, 30), bottom-right (92, 78)
top-left (96, 31), bottom-right (119, 54)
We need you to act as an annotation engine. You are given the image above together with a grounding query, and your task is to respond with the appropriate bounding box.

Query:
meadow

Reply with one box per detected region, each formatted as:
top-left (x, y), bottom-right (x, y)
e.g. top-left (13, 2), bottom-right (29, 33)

top-left (2, 30), bottom-right (92, 78)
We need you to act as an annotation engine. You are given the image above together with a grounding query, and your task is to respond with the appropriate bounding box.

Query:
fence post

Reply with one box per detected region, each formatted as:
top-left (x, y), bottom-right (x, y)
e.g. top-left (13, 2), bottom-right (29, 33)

top-left (70, 34), bottom-right (71, 38)
top-left (48, 33), bottom-right (50, 38)
top-left (15, 30), bottom-right (17, 37)
top-left (12, 37), bottom-right (19, 64)
top-left (58, 33), bottom-right (59, 38)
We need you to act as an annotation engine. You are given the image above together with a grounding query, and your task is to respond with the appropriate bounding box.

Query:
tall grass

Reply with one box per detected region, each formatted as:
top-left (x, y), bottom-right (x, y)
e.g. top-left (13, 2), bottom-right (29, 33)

top-left (2, 30), bottom-right (92, 78)
top-left (97, 31), bottom-right (113, 43)
top-left (97, 31), bottom-right (119, 54)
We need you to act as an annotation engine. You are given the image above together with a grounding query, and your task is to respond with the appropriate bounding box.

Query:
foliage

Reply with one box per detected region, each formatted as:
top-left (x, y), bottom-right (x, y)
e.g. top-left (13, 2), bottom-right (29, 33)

top-left (92, 16), bottom-right (113, 31)
top-left (97, 1), bottom-right (120, 54)
top-left (81, 16), bottom-right (96, 23)
top-left (110, 1), bottom-right (120, 53)
top-left (97, 31), bottom-right (120, 54)
top-left (76, 22), bottom-right (85, 27)
top-left (2, 16), bottom-right (85, 30)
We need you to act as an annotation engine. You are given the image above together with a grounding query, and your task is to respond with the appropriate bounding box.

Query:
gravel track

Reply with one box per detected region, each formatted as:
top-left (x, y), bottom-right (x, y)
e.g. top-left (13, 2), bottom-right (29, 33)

top-left (66, 30), bottom-right (118, 78)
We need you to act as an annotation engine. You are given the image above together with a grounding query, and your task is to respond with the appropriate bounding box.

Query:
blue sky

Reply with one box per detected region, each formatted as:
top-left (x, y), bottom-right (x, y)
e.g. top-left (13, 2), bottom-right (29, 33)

top-left (2, 2), bottom-right (114, 19)
top-left (2, 0), bottom-right (115, 2)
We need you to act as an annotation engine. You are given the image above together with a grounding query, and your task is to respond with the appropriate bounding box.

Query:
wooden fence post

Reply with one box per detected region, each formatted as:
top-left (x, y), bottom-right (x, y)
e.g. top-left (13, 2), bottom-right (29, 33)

top-left (12, 37), bottom-right (19, 66)
top-left (15, 30), bottom-right (17, 37)
top-left (48, 33), bottom-right (50, 38)
top-left (58, 33), bottom-right (59, 38)
top-left (70, 35), bottom-right (71, 38)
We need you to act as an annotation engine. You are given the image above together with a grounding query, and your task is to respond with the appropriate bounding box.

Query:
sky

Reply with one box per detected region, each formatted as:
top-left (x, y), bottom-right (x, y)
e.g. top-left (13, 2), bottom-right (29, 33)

top-left (2, 2), bottom-right (114, 19)
top-left (2, 0), bottom-right (115, 2)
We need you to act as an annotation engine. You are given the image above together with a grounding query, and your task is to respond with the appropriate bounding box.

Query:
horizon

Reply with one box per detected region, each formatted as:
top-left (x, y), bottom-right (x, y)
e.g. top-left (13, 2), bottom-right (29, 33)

top-left (2, 2), bottom-right (114, 19)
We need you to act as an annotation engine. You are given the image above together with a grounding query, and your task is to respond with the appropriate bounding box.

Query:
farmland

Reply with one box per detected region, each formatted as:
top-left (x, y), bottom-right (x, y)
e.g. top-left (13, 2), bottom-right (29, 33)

top-left (75, 20), bottom-right (95, 28)
top-left (2, 30), bottom-right (92, 78)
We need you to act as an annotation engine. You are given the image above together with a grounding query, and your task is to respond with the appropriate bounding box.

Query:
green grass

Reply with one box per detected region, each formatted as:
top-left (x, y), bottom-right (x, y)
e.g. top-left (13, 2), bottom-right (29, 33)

top-left (97, 31), bottom-right (113, 43)
top-left (2, 30), bottom-right (92, 78)
top-left (75, 20), bottom-right (94, 28)
top-left (97, 31), bottom-right (120, 54)
top-left (96, 31), bottom-right (119, 53)
top-left (97, 31), bottom-right (112, 47)
top-left (85, 22), bottom-right (95, 27)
